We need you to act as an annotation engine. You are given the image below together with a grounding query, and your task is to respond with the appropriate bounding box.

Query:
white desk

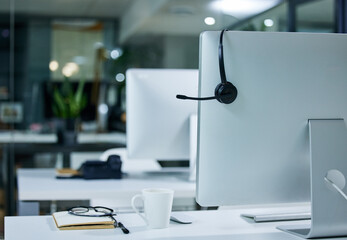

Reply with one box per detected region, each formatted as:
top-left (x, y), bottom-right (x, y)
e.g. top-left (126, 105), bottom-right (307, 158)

top-left (0, 131), bottom-right (126, 144)
top-left (17, 168), bottom-right (196, 215)
top-left (0, 131), bottom-right (126, 216)
top-left (6, 207), bottom-right (345, 240)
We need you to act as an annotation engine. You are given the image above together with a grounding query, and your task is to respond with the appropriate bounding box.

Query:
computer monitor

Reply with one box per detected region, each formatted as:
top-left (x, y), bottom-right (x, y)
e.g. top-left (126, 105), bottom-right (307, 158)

top-left (196, 31), bottom-right (347, 207)
top-left (126, 68), bottom-right (198, 166)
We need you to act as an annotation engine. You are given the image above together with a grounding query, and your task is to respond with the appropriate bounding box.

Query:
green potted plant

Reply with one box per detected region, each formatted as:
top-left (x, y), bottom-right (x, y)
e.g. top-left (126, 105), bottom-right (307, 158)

top-left (52, 77), bottom-right (87, 144)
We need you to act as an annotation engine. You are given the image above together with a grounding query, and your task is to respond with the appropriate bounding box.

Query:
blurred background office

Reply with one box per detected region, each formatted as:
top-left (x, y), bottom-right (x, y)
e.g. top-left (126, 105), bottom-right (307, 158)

top-left (0, 0), bottom-right (345, 236)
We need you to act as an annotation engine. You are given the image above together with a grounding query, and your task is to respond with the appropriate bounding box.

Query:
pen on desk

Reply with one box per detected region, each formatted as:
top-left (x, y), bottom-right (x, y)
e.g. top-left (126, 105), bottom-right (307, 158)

top-left (118, 222), bottom-right (130, 234)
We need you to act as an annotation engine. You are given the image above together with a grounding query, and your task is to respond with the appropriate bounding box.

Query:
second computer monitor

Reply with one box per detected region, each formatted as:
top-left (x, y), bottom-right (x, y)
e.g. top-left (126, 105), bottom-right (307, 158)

top-left (126, 68), bottom-right (198, 163)
top-left (196, 31), bottom-right (347, 207)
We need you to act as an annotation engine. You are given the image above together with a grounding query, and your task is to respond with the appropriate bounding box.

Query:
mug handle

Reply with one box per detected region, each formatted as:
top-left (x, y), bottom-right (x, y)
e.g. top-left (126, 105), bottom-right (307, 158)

top-left (131, 194), bottom-right (148, 224)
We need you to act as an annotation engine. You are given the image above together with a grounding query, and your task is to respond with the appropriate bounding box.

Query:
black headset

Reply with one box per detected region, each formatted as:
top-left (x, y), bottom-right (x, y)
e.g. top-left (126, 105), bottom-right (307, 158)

top-left (176, 30), bottom-right (238, 104)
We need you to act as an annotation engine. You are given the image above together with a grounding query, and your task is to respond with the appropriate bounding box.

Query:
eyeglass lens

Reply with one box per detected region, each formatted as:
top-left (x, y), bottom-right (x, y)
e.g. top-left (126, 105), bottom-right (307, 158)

top-left (69, 206), bottom-right (114, 216)
top-left (94, 207), bottom-right (113, 214)
top-left (71, 207), bottom-right (89, 214)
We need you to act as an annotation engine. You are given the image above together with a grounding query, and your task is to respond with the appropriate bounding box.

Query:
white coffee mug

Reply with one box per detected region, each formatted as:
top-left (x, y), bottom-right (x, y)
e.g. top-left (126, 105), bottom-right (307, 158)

top-left (131, 188), bottom-right (174, 229)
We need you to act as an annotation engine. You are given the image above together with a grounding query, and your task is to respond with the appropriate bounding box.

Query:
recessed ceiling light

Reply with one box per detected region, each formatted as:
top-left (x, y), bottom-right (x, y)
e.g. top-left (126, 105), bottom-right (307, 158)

top-left (209, 0), bottom-right (280, 18)
top-left (115, 73), bottom-right (125, 82)
top-left (111, 48), bottom-right (123, 60)
top-left (98, 103), bottom-right (108, 114)
top-left (62, 62), bottom-right (79, 77)
top-left (204, 17), bottom-right (216, 25)
top-left (49, 61), bottom-right (59, 72)
top-left (264, 19), bottom-right (274, 27)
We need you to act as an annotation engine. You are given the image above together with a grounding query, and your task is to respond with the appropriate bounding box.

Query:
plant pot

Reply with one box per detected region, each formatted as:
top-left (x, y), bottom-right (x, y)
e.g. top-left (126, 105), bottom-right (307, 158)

top-left (58, 130), bottom-right (77, 145)
top-left (54, 118), bottom-right (78, 145)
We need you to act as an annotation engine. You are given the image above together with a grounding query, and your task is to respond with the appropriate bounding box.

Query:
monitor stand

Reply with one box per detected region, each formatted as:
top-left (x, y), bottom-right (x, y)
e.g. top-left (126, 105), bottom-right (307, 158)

top-left (241, 211), bottom-right (311, 223)
top-left (156, 160), bottom-right (190, 174)
top-left (277, 119), bottom-right (347, 238)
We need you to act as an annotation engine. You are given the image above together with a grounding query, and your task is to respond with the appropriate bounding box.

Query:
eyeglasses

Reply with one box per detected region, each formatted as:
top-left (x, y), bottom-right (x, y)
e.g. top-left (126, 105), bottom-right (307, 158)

top-left (67, 206), bottom-right (129, 234)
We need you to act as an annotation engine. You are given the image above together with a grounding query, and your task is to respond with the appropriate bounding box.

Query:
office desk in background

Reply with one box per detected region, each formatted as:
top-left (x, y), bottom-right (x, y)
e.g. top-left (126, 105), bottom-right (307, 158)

top-left (17, 168), bottom-right (196, 215)
top-left (0, 131), bottom-right (126, 216)
top-left (6, 207), bottom-right (339, 240)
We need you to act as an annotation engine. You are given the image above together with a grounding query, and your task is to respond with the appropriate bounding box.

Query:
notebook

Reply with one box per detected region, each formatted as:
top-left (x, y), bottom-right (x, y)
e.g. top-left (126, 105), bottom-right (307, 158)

top-left (52, 211), bottom-right (115, 230)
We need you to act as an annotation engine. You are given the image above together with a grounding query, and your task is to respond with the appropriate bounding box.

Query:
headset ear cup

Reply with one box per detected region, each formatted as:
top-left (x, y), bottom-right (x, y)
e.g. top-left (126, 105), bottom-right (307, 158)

top-left (215, 82), bottom-right (238, 104)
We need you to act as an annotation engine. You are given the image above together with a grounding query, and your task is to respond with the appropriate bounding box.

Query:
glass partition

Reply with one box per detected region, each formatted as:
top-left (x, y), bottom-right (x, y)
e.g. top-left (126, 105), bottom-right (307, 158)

top-left (296, 0), bottom-right (335, 33)
top-left (0, 0), bottom-right (12, 230)
top-left (231, 2), bottom-right (288, 32)
top-left (231, 0), bottom-right (337, 33)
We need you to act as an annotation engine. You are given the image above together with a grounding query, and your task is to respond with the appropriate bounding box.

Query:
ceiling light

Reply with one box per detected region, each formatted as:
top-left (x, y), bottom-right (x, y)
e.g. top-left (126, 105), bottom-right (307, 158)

top-left (264, 19), bottom-right (274, 27)
top-left (49, 61), bottom-right (59, 72)
top-left (210, 0), bottom-right (280, 18)
top-left (110, 48), bottom-right (123, 60)
top-left (115, 73), bottom-right (125, 82)
top-left (53, 20), bottom-right (98, 29)
top-left (62, 62), bottom-right (79, 77)
top-left (98, 103), bottom-right (108, 114)
top-left (204, 17), bottom-right (216, 25)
